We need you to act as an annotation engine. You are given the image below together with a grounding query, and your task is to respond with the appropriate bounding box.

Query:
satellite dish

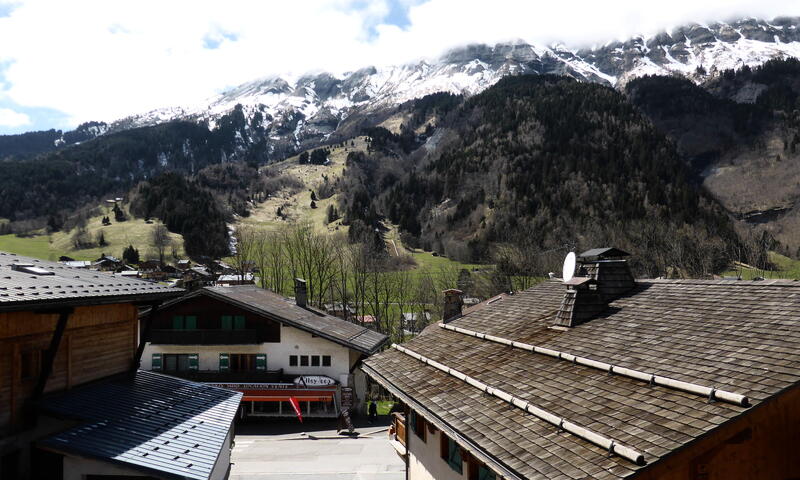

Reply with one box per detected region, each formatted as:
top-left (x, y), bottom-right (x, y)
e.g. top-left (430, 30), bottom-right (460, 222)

top-left (562, 252), bottom-right (576, 282)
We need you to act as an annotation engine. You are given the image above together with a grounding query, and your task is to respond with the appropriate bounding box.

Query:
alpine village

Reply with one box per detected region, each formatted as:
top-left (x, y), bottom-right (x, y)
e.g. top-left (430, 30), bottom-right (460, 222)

top-left (1, 5), bottom-right (800, 480)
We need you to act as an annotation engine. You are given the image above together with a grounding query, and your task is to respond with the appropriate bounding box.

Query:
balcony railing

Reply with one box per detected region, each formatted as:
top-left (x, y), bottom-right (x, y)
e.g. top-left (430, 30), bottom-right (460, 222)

top-left (164, 369), bottom-right (285, 384)
top-left (392, 412), bottom-right (407, 447)
top-left (149, 329), bottom-right (260, 345)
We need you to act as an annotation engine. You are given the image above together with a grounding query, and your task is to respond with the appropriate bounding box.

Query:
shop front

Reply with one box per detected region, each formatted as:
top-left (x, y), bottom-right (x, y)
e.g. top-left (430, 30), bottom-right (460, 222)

top-left (208, 376), bottom-right (341, 419)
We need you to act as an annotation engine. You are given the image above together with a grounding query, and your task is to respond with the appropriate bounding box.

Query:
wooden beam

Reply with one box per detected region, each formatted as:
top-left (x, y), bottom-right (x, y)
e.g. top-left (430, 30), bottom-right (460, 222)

top-left (32, 308), bottom-right (72, 400)
top-left (132, 302), bottom-right (161, 371)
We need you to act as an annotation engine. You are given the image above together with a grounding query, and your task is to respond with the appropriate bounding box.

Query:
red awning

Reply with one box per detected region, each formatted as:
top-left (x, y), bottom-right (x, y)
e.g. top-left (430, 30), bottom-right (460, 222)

top-left (241, 389), bottom-right (335, 402)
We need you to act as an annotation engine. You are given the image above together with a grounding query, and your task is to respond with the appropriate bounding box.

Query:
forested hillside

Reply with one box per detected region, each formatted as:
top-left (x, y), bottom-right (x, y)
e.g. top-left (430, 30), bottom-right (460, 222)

top-left (627, 58), bottom-right (800, 256)
top-left (339, 75), bottom-right (739, 277)
top-left (0, 105), bottom-right (278, 222)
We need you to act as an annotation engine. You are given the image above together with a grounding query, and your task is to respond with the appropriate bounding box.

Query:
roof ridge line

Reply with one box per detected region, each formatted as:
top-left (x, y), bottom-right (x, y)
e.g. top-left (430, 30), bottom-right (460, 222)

top-left (439, 323), bottom-right (750, 407)
top-left (392, 343), bottom-right (647, 466)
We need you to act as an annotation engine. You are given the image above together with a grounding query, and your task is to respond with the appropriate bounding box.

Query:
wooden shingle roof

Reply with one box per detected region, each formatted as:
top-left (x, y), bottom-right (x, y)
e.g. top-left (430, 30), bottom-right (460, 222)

top-left (363, 279), bottom-right (800, 479)
top-left (163, 285), bottom-right (388, 354)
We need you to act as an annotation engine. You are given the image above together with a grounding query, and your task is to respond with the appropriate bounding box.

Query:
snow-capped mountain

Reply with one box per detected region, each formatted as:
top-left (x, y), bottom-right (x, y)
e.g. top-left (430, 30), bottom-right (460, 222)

top-left (110, 17), bottom-right (800, 159)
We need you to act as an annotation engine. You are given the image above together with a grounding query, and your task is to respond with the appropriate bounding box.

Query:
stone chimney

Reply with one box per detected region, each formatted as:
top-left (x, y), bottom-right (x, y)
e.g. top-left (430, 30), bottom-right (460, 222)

top-left (295, 278), bottom-right (308, 308)
top-left (553, 248), bottom-right (636, 328)
top-left (577, 248), bottom-right (635, 301)
top-left (554, 278), bottom-right (607, 328)
top-left (442, 289), bottom-right (463, 323)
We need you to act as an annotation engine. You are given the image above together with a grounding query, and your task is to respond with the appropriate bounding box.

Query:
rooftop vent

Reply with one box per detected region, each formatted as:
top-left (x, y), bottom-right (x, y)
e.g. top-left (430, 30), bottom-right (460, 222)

top-left (294, 278), bottom-right (307, 308)
top-left (577, 248), bottom-right (635, 300)
top-left (554, 277), bottom-right (606, 327)
top-left (442, 289), bottom-right (463, 323)
top-left (10, 263), bottom-right (55, 276)
top-left (554, 247), bottom-right (636, 328)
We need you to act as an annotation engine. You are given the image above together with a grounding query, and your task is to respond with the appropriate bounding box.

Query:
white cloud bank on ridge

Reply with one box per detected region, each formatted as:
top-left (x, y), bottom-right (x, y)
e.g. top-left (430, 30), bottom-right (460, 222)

top-left (0, 0), bottom-right (798, 126)
top-left (0, 107), bottom-right (31, 127)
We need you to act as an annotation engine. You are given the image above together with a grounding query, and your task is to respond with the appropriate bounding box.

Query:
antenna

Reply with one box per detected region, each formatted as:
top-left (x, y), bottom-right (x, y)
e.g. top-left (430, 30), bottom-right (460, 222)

top-left (562, 252), bottom-right (576, 282)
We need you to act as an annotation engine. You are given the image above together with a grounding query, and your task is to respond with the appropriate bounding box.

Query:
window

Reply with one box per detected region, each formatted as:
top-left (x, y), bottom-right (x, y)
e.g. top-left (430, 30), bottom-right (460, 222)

top-left (311, 355), bottom-right (320, 367)
top-left (300, 355), bottom-right (309, 366)
top-left (289, 355), bottom-right (298, 367)
top-left (256, 354), bottom-right (267, 371)
top-left (440, 435), bottom-right (463, 474)
top-left (221, 315), bottom-right (232, 330)
top-left (322, 355), bottom-right (331, 367)
top-left (172, 315), bottom-right (197, 330)
top-left (477, 465), bottom-right (496, 480)
top-left (163, 354), bottom-right (198, 372)
top-left (230, 354), bottom-right (260, 372)
top-left (409, 410), bottom-right (426, 442)
top-left (152, 353), bottom-right (162, 371)
top-left (20, 349), bottom-right (42, 381)
top-left (234, 315), bottom-right (246, 330)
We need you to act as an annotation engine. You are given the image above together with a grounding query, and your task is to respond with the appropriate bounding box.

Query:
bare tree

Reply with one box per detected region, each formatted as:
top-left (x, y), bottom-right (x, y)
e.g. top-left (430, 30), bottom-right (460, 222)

top-left (151, 224), bottom-right (171, 264)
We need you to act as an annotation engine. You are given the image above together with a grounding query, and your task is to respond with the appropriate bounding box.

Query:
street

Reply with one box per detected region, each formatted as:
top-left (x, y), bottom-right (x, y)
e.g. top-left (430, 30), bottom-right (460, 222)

top-left (230, 417), bottom-right (405, 480)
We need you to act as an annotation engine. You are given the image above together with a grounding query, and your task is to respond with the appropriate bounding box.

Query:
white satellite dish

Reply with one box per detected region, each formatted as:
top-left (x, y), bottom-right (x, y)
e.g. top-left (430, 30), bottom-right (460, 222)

top-left (562, 252), bottom-right (576, 282)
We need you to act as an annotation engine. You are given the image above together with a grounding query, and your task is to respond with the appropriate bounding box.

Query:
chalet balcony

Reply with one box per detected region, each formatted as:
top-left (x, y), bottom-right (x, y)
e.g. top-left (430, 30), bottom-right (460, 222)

top-left (389, 412), bottom-right (407, 457)
top-left (148, 329), bottom-right (260, 345)
top-left (165, 369), bottom-right (285, 384)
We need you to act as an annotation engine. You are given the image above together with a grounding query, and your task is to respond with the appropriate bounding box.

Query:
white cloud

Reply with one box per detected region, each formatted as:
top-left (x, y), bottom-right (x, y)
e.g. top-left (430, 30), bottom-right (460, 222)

top-left (0, 107), bottom-right (30, 127)
top-left (0, 0), bottom-right (797, 127)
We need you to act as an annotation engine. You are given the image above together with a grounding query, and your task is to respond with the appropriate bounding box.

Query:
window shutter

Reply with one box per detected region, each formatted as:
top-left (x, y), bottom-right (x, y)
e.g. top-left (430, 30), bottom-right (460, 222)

top-left (185, 315), bottom-right (197, 330)
top-left (256, 354), bottom-right (267, 371)
top-left (188, 354), bottom-right (199, 370)
top-left (221, 315), bottom-right (232, 330)
top-left (234, 315), bottom-right (246, 330)
top-left (219, 353), bottom-right (230, 371)
top-left (152, 353), bottom-right (162, 371)
top-left (172, 316), bottom-right (184, 330)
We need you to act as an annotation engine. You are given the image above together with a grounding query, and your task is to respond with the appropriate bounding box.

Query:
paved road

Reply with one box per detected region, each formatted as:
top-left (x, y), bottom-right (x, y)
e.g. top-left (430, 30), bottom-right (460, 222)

top-left (230, 417), bottom-right (405, 480)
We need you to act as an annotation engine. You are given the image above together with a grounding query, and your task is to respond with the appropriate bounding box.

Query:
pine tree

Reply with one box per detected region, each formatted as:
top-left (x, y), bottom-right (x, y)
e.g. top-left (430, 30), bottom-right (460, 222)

top-left (123, 245), bottom-right (140, 264)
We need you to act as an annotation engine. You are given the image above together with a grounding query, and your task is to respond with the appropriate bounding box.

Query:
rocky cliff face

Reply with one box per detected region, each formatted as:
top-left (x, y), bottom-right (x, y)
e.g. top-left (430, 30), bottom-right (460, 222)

top-left (103, 17), bottom-right (800, 163)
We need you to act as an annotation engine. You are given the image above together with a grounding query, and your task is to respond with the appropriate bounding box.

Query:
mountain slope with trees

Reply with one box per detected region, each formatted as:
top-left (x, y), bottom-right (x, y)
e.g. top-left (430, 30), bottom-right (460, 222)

top-left (339, 75), bottom-right (740, 277)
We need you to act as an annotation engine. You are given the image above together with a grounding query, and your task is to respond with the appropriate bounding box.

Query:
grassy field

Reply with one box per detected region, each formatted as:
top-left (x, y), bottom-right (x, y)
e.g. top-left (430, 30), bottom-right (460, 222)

top-left (241, 137), bottom-right (369, 235)
top-left (0, 204), bottom-right (184, 262)
top-left (722, 252), bottom-right (800, 280)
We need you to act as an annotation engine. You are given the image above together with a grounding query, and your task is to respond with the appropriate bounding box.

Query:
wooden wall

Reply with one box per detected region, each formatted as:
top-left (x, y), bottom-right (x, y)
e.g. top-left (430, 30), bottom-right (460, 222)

top-left (634, 384), bottom-right (800, 480)
top-left (0, 303), bottom-right (138, 431)
top-left (151, 295), bottom-right (281, 342)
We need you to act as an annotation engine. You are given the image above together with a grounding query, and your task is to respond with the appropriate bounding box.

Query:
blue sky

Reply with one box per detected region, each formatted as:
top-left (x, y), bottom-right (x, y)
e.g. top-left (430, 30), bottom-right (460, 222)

top-left (0, 0), bottom-right (797, 135)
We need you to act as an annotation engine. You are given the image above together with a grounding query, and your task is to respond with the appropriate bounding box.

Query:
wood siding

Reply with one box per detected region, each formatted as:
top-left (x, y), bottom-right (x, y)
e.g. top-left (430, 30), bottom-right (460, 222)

top-left (0, 303), bottom-right (137, 431)
top-left (150, 296), bottom-right (281, 343)
top-left (634, 383), bottom-right (800, 480)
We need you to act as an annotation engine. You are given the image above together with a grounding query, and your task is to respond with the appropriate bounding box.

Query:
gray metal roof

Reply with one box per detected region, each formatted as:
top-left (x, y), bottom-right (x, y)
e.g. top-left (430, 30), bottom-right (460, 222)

top-left (165, 286), bottom-right (388, 354)
top-left (39, 370), bottom-right (242, 480)
top-left (577, 247), bottom-right (630, 259)
top-left (0, 252), bottom-right (183, 311)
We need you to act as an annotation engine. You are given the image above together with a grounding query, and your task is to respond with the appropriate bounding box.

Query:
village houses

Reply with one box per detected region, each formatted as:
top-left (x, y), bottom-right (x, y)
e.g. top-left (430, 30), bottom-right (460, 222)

top-left (0, 252), bottom-right (242, 480)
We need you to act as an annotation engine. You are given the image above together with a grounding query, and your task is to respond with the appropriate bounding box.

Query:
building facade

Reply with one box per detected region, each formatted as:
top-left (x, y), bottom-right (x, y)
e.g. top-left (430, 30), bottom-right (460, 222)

top-left (0, 252), bottom-right (241, 480)
top-left (366, 248), bottom-right (800, 480)
top-left (141, 284), bottom-right (388, 420)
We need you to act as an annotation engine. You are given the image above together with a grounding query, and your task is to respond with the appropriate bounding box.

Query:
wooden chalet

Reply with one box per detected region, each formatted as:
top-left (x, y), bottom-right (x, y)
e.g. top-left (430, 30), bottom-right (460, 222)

top-left (141, 280), bottom-right (388, 422)
top-left (365, 248), bottom-right (800, 480)
top-left (0, 252), bottom-right (241, 480)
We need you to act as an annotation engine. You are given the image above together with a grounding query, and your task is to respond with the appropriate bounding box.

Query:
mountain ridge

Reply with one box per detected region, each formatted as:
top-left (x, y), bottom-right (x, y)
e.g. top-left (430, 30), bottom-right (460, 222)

top-left (104, 16), bottom-right (800, 157)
